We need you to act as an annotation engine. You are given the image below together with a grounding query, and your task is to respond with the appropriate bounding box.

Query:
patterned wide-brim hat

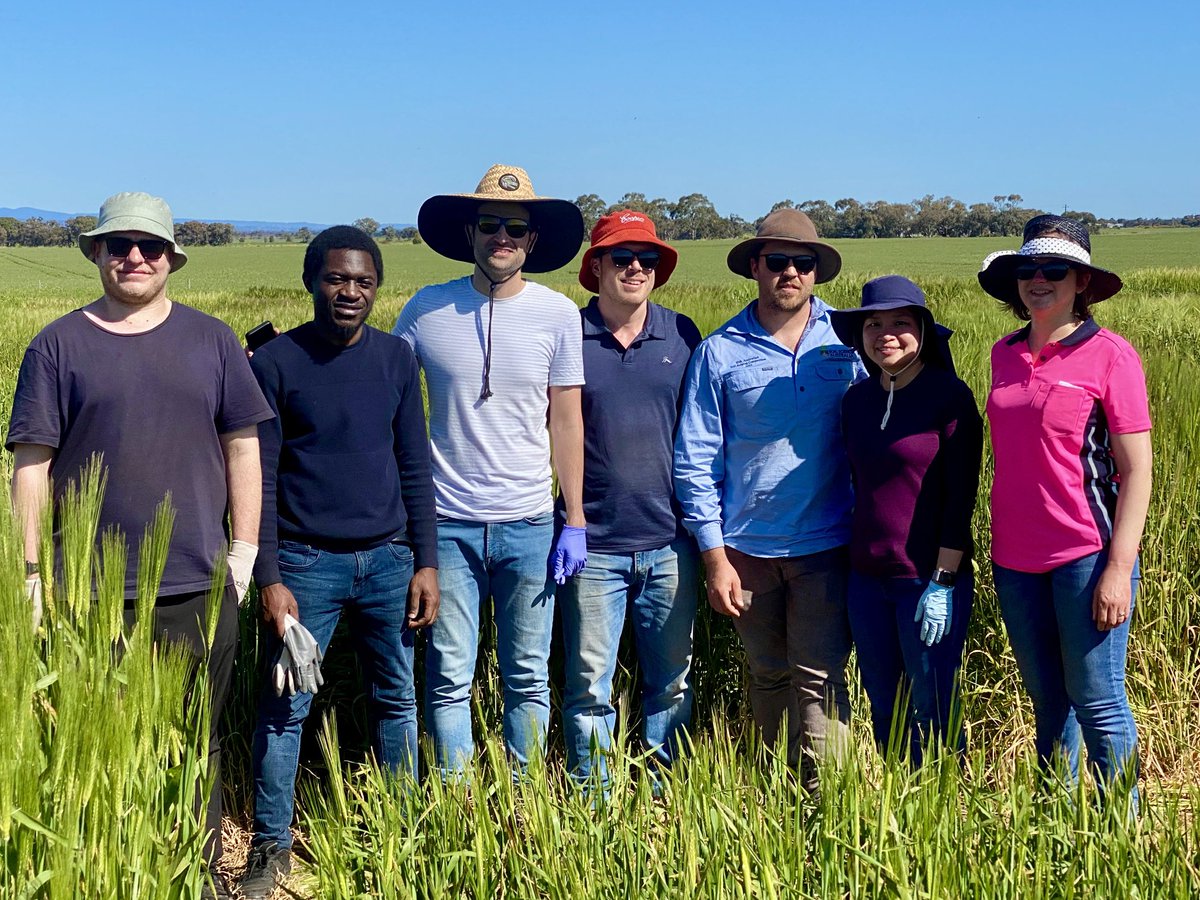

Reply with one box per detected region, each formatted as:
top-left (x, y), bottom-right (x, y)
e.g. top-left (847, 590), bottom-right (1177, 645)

top-left (978, 214), bottom-right (1122, 305)
top-left (417, 164), bottom-right (584, 274)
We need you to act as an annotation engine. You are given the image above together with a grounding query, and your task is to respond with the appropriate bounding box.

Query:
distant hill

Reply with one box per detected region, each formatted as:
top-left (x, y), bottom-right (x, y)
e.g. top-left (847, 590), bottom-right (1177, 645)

top-left (0, 207), bottom-right (412, 235)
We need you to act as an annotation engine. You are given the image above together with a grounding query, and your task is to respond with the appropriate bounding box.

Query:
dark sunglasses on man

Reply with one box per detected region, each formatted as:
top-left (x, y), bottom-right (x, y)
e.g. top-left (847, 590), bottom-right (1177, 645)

top-left (605, 248), bottom-right (660, 271)
top-left (104, 236), bottom-right (170, 260)
top-left (476, 215), bottom-right (531, 239)
top-left (759, 253), bottom-right (818, 275)
top-left (1014, 261), bottom-right (1074, 282)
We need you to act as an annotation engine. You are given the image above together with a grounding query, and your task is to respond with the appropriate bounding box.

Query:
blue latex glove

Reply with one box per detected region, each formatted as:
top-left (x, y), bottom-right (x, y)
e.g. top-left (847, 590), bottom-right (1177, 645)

top-left (552, 525), bottom-right (587, 584)
top-left (914, 581), bottom-right (953, 646)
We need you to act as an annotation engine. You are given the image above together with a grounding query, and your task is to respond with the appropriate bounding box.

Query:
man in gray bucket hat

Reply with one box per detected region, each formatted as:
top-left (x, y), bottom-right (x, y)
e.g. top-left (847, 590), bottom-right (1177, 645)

top-left (5, 191), bottom-right (273, 897)
top-left (674, 208), bottom-right (866, 795)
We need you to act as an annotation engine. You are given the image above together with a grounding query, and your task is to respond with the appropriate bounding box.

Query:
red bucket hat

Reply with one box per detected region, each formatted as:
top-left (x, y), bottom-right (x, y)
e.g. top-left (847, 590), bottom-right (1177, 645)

top-left (579, 210), bottom-right (678, 293)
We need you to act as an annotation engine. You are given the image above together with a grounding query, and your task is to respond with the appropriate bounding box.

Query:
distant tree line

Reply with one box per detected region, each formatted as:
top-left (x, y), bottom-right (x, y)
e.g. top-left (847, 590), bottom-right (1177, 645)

top-left (3, 200), bottom-right (1197, 249)
top-left (0, 216), bottom-right (236, 248)
top-left (570, 193), bottom-right (1200, 240)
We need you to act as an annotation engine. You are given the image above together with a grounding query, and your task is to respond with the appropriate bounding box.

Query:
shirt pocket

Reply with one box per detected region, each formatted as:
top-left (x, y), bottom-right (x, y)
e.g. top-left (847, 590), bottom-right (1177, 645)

top-left (724, 368), bottom-right (794, 440)
top-left (1035, 383), bottom-right (1092, 439)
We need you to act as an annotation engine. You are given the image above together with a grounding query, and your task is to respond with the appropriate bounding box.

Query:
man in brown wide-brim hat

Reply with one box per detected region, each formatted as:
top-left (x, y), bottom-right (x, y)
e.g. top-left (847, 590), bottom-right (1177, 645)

top-left (392, 164), bottom-right (587, 778)
top-left (674, 206), bottom-right (865, 795)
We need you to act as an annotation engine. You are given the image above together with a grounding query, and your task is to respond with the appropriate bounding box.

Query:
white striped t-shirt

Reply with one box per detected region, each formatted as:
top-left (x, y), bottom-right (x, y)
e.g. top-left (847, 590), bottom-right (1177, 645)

top-left (393, 276), bottom-right (584, 521)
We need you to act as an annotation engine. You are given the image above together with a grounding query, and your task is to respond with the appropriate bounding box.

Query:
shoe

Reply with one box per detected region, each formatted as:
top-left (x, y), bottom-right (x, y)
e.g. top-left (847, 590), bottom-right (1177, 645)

top-left (239, 841), bottom-right (292, 900)
top-left (200, 870), bottom-right (233, 899)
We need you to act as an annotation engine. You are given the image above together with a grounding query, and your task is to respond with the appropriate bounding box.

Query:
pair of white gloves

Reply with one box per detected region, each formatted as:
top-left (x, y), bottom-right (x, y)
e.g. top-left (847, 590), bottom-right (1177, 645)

top-left (228, 541), bottom-right (324, 697)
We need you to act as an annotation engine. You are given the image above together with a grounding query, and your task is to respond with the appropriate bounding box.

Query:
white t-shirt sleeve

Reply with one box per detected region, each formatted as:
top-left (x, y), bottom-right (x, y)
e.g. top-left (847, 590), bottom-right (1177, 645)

top-left (548, 300), bottom-right (585, 387)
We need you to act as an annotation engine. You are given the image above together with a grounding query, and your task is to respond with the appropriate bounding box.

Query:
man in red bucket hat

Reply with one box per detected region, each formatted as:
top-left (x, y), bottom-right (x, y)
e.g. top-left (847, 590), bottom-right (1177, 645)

top-left (558, 210), bottom-right (701, 794)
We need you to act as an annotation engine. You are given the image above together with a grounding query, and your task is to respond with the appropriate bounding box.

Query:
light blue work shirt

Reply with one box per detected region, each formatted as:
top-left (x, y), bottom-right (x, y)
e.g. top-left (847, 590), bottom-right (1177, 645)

top-left (673, 296), bottom-right (866, 558)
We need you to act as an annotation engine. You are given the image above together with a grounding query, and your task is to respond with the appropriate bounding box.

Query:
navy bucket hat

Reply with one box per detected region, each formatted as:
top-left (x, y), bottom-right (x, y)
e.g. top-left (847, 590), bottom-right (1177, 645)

top-left (831, 275), bottom-right (955, 375)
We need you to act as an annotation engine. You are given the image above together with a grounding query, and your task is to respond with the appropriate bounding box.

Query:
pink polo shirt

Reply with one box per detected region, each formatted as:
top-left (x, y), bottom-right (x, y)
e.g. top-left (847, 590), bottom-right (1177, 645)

top-left (987, 320), bottom-right (1151, 573)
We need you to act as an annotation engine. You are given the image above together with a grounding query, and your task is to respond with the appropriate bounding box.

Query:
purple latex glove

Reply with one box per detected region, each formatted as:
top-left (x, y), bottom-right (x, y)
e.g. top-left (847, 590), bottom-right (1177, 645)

top-left (552, 525), bottom-right (587, 584)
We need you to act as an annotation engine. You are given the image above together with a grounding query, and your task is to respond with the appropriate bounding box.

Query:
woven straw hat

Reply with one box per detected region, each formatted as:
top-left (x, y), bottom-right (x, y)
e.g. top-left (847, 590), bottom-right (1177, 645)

top-left (417, 164), bottom-right (584, 273)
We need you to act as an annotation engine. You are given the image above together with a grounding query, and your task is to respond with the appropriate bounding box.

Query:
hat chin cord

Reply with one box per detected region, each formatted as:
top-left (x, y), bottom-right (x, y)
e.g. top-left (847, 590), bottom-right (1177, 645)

top-left (478, 269), bottom-right (521, 402)
top-left (879, 321), bottom-right (924, 431)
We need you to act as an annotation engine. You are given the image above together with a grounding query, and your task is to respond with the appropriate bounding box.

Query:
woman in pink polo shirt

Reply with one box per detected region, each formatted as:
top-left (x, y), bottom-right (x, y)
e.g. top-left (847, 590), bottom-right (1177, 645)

top-left (978, 215), bottom-right (1152, 805)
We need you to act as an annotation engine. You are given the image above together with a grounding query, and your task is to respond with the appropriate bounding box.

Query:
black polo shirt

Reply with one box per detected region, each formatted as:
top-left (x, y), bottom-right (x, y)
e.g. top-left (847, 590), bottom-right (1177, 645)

top-left (571, 298), bottom-right (702, 553)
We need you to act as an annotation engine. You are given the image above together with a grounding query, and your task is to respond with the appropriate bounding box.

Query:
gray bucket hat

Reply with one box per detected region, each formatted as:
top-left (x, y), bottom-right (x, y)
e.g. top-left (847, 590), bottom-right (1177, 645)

top-left (79, 192), bottom-right (188, 272)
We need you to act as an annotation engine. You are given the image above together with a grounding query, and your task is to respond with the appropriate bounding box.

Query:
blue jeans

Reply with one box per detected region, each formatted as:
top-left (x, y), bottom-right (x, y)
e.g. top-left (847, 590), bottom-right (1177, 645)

top-left (847, 571), bottom-right (973, 765)
top-left (426, 513), bottom-right (555, 776)
top-left (993, 550), bottom-right (1140, 796)
top-left (559, 537), bottom-right (699, 788)
top-left (251, 540), bottom-right (417, 849)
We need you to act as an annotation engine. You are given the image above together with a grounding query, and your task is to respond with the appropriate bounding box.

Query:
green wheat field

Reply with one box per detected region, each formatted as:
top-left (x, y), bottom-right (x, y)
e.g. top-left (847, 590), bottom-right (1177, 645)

top-left (1, 229), bottom-right (1199, 898)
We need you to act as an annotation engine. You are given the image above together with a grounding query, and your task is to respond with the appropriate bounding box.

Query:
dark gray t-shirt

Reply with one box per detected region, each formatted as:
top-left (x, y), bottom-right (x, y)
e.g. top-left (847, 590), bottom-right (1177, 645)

top-left (6, 304), bottom-right (273, 598)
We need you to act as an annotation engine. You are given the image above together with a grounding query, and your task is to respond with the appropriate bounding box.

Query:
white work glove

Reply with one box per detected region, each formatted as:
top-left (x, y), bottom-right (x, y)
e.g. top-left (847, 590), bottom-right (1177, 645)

top-left (274, 613), bottom-right (324, 696)
top-left (227, 540), bottom-right (258, 606)
top-left (26, 574), bottom-right (43, 632)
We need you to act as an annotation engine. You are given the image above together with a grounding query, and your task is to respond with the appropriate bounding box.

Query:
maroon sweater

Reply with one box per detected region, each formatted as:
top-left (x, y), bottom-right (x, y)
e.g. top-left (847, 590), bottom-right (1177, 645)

top-left (842, 367), bottom-right (983, 580)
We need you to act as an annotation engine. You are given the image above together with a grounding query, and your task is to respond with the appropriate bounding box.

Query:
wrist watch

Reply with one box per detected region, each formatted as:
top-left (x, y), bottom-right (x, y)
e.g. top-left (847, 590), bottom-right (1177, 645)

top-left (26, 561), bottom-right (39, 577)
top-left (932, 567), bottom-right (956, 587)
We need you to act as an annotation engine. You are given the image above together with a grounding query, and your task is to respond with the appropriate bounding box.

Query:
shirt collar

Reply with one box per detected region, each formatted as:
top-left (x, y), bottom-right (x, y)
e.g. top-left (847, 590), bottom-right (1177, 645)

top-left (727, 294), bottom-right (833, 338)
top-left (582, 297), bottom-right (665, 341)
top-left (1005, 317), bottom-right (1100, 347)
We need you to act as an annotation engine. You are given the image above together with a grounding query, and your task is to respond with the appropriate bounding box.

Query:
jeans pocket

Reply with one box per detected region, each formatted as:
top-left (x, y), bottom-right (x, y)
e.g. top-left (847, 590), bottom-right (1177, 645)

top-left (522, 511), bottom-right (554, 527)
top-left (278, 541), bottom-right (321, 572)
top-left (387, 541), bottom-right (415, 563)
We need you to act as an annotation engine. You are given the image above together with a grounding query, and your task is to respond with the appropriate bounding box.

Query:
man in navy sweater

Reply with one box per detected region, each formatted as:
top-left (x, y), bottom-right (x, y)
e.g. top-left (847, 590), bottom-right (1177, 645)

top-left (239, 226), bottom-right (438, 899)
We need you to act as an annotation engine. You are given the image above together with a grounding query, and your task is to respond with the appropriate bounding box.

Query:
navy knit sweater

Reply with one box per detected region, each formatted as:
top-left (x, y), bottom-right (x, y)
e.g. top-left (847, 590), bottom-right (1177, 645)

top-left (250, 322), bottom-right (437, 586)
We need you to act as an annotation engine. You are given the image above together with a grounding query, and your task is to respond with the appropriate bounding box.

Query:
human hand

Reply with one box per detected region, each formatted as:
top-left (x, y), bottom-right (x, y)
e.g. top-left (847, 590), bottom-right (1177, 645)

top-left (227, 540), bottom-right (257, 605)
top-left (1093, 563), bottom-right (1133, 631)
top-left (702, 549), bottom-right (744, 618)
top-left (407, 567), bottom-right (440, 628)
top-left (914, 581), bottom-right (953, 646)
top-left (260, 582), bottom-right (300, 639)
top-left (552, 526), bottom-right (587, 584)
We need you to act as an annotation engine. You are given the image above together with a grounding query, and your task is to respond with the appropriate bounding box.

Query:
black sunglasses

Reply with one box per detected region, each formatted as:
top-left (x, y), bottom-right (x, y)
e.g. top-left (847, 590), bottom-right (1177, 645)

top-left (606, 248), bottom-right (660, 270)
top-left (476, 215), bottom-right (531, 239)
top-left (1015, 261), bottom-right (1073, 282)
top-left (104, 236), bottom-right (169, 260)
top-left (759, 253), bottom-right (817, 274)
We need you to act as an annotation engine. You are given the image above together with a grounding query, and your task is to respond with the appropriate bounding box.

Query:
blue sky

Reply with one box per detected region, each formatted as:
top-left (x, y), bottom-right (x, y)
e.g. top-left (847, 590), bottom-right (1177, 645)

top-left (2, 0), bottom-right (1196, 223)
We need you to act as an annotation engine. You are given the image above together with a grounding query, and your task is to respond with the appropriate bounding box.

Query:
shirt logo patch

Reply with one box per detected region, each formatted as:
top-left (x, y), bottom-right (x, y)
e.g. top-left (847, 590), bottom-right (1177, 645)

top-left (820, 346), bottom-right (858, 361)
top-left (662, 356), bottom-right (672, 364)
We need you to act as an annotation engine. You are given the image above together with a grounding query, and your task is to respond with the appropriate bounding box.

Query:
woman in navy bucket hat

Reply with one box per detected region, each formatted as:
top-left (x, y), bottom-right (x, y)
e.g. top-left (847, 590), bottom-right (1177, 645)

top-left (832, 275), bottom-right (983, 763)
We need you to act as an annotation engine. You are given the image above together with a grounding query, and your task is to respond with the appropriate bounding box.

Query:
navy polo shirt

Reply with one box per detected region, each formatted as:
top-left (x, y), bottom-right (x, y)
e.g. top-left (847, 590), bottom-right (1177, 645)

top-left (570, 298), bottom-right (702, 553)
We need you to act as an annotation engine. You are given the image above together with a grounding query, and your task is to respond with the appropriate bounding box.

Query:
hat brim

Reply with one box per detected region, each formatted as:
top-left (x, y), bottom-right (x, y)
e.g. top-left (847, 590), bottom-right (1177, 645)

top-left (726, 236), bottom-right (841, 283)
top-left (830, 306), bottom-right (955, 374)
top-left (418, 195), bottom-right (584, 274)
top-left (578, 233), bottom-right (678, 293)
top-left (79, 216), bottom-right (188, 272)
top-left (978, 251), bottom-right (1122, 305)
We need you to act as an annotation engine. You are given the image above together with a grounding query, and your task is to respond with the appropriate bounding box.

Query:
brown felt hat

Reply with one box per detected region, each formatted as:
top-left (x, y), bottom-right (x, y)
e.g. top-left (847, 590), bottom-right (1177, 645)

top-left (417, 164), bottom-right (584, 274)
top-left (727, 208), bottom-right (841, 283)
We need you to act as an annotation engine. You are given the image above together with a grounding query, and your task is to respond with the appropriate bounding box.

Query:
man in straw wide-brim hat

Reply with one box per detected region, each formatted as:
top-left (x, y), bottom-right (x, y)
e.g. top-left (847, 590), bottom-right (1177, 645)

top-left (560, 209), bottom-right (702, 792)
top-left (674, 206), bottom-right (867, 795)
top-left (6, 191), bottom-right (273, 898)
top-left (392, 164), bottom-right (586, 777)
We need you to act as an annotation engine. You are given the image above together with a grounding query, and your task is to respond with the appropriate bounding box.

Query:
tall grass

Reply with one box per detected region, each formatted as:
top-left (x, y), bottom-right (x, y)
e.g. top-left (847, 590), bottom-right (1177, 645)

top-left (0, 461), bottom-right (217, 898)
